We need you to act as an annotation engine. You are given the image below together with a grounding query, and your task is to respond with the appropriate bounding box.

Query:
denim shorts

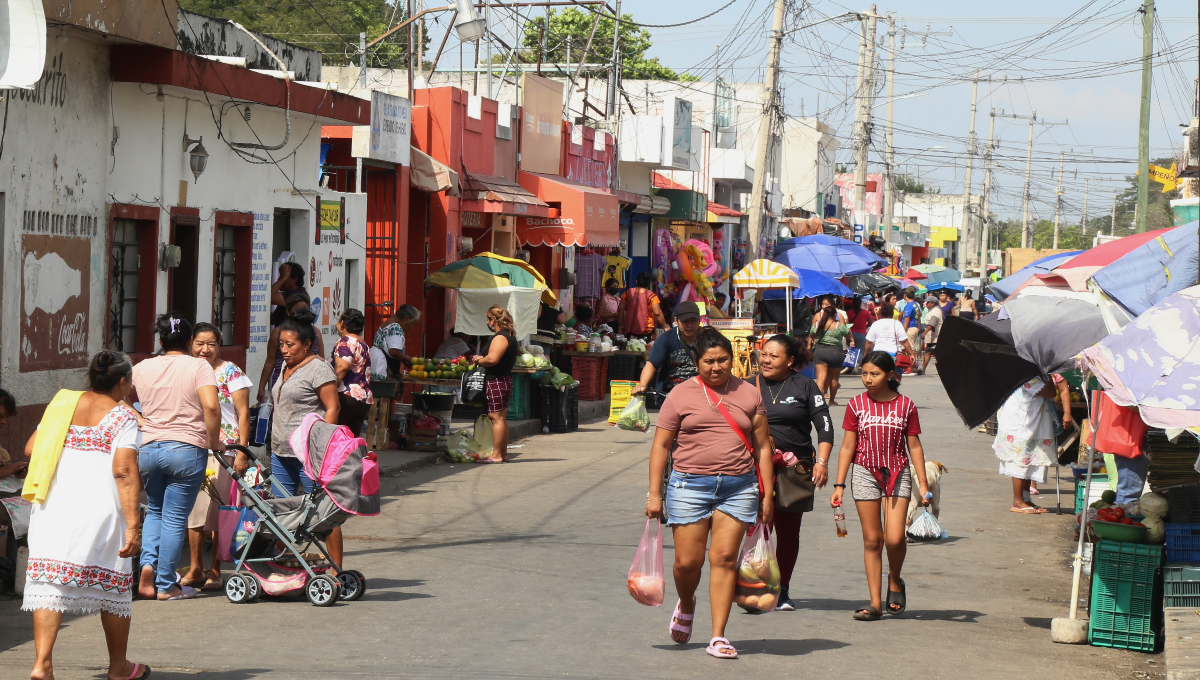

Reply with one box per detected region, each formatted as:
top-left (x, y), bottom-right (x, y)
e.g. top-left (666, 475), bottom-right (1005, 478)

top-left (664, 470), bottom-right (759, 526)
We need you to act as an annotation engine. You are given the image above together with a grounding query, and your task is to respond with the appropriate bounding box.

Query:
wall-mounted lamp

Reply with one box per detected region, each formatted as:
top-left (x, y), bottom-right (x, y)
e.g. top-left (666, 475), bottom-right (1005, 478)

top-left (160, 244), bottom-right (182, 271)
top-left (459, 236), bottom-right (475, 254)
top-left (182, 135), bottom-right (209, 181)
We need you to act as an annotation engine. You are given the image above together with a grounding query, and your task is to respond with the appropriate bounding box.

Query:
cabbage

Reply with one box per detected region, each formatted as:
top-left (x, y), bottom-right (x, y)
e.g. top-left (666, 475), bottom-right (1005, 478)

top-left (551, 372), bottom-right (576, 388)
top-left (1142, 515), bottom-right (1165, 543)
top-left (534, 356), bottom-right (552, 369)
top-left (515, 353), bottom-right (536, 368)
top-left (1138, 492), bottom-right (1168, 518)
top-left (616, 396), bottom-right (650, 432)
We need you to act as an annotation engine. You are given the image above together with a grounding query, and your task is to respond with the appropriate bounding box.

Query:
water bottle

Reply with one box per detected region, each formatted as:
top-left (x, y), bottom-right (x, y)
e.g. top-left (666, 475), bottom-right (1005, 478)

top-left (834, 502), bottom-right (848, 537)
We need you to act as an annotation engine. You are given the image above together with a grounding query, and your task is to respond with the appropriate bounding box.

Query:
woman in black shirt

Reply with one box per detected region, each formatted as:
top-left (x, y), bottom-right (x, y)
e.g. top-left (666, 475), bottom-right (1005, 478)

top-left (472, 305), bottom-right (519, 463)
top-left (756, 334), bottom-right (834, 611)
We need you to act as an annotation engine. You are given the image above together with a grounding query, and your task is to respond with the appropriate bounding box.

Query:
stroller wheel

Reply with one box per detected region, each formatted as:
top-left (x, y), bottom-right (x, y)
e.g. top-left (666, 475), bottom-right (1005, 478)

top-left (226, 574), bottom-right (255, 604)
top-left (244, 573), bottom-right (261, 602)
top-left (337, 570), bottom-right (366, 602)
top-left (306, 574), bottom-right (340, 607)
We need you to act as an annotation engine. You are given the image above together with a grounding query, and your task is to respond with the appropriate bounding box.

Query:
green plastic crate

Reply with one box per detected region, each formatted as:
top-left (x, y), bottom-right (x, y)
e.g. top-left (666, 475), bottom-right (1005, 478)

top-left (1164, 563), bottom-right (1200, 608)
top-left (507, 373), bottom-right (532, 420)
top-left (1075, 474), bottom-right (1110, 514)
top-left (1089, 540), bottom-right (1162, 652)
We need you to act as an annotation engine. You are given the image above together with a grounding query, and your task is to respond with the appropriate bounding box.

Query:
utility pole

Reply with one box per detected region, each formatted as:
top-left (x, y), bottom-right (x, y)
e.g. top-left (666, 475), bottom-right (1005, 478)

top-left (980, 108), bottom-right (996, 273)
top-left (1081, 179), bottom-right (1089, 236)
top-left (995, 110), bottom-right (1065, 248)
top-left (961, 70), bottom-right (978, 272)
top-left (564, 37), bottom-right (572, 113)
top-left (852, 7), bottom-right (879, 242)
top-left (1134, 0), bottom-right (1155, 232)
top-left (1111, 190), bottom-right (1118, 236)
top-left (606, 0), bottom-right (623, 118)
top-left (359, 32), bottom-right (367, 89)
top-left (745, 0), bottom-right (787, 262)
top-left (484, 0), bottom-right (493, 98)
top-left (1053, 150), bottom-right (1065, 248)
top-left (881, 15), bottom-right (896, 242)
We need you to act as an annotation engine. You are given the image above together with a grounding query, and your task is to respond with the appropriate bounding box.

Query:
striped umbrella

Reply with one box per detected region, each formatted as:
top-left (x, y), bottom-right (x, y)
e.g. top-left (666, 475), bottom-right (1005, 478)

top-left (732, 259), bottom-right (800, 289)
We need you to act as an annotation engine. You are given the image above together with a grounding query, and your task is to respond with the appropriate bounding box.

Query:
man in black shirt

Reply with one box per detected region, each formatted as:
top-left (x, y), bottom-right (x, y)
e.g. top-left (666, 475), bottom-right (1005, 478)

top-left (270, 262), bottom-right (308, 327)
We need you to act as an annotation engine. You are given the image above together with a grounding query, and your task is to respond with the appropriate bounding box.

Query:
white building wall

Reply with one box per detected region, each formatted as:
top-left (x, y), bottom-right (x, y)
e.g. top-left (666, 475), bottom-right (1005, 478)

top-left (779, 118), bottom-right (839, 215)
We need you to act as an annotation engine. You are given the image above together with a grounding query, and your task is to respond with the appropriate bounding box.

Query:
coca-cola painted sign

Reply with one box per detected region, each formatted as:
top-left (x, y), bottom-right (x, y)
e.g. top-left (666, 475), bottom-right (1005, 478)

top-left (21, 234), bottom-right (91, 371)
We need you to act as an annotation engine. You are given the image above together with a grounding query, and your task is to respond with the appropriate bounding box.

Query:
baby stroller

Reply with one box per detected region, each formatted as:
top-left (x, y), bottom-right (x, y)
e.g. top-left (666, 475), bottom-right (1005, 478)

top-left (217, 414), bottom-right (380, 606)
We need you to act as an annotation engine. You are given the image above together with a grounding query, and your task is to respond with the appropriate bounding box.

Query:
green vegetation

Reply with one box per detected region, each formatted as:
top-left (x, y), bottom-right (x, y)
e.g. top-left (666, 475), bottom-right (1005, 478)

top-left (519, 8), bottom-right (697, 81)
top-left (895, 174), bottom-right (940, 195)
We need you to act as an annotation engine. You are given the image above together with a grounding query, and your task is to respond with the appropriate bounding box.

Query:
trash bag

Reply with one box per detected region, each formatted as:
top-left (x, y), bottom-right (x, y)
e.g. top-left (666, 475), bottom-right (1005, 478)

top-left (449, 415), bottom-right (494, 463)
top-left (734, 522), bottom-right (781, 612)
top-left (627, 518), bottom-right (665, 606)
top-left (616, 396), bottom-right (650, 432)
top-left (906, 509), bottom-right (947, 541)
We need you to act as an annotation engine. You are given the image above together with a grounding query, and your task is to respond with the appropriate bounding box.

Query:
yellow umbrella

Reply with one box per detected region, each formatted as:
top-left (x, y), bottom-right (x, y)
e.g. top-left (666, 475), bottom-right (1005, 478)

top-left (427, 252), bottom-right (557, 305)
top-left (732, 259), bottom-right (800, 289)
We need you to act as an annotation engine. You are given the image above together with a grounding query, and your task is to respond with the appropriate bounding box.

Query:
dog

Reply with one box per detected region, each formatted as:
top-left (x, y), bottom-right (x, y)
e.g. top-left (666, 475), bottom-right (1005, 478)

top-left (907, 460), bottom-right (948, 528)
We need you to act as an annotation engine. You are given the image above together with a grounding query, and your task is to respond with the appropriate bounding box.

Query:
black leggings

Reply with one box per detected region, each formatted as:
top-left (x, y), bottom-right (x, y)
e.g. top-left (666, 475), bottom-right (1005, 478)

top-left (337, 393), bottom-right (372, 437)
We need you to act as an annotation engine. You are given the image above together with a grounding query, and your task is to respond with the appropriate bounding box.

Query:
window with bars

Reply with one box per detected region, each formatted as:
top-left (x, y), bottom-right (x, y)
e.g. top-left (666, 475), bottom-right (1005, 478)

top-left (109, 219), bottom-right (141, 352)
top-left (213, 225), bottom-right (237, 344)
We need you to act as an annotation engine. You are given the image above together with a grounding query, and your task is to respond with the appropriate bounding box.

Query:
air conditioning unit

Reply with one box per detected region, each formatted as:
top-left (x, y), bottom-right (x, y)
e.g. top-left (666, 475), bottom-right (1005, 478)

top-left (1181, 118), bottom-right (1200, 178)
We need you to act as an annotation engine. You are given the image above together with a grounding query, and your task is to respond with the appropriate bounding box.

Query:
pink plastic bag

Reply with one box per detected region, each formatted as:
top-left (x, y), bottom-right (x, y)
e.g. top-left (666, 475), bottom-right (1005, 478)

top-left (734, 522), bottom-right (781, 613)
top-left (627, 519), bottom-right (665, 606)
top-left (215, 505), bottom-right (239, 562)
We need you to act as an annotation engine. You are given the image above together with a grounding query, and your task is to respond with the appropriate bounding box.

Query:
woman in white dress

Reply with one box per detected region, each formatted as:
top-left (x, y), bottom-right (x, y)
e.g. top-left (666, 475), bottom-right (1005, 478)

top-left (993, 376), bottom-right (1067, 514)
top-left (22, 350), bottom-right (150, 680)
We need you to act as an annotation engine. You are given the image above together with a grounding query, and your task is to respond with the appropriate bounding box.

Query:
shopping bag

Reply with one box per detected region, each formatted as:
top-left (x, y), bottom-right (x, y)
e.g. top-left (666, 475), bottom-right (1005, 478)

top-left (229, 507), bottom-right (259, 559)
top-left (460, 367), bottom-right (487, 406)
top-left (215, 505), bottom-right (240, 562)
top-left (906, 509), bottom-right (947, 541)
top-left (734, 522), bottom-right (782, 612)
top-left (627, 518), bottom-right (665, 606)
top-left (616, 396), bottom-right (650, 432)
top-left (842, 347), bottom-right (861, 370)
top-left (250, 402), bottom-right (271, 448)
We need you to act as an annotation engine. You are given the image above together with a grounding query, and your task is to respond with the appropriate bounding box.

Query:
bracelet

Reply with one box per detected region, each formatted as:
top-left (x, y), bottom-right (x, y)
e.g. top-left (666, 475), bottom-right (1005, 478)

top-left (646, 495), bottom-right (663, 501)
top-left (815, 460), bottom-right (828, 468)
top-left (833, 483), bottom-right (846, 488)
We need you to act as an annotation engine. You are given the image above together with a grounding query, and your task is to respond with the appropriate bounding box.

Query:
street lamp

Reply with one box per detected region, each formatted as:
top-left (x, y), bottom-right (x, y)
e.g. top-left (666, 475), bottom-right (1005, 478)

top-left (366, 0), bottom-right (486, 49)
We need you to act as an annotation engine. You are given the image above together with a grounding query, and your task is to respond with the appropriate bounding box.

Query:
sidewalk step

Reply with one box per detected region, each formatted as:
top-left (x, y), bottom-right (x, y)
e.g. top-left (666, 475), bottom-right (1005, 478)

top-left (1165, 608), bottom-right (1200, 680)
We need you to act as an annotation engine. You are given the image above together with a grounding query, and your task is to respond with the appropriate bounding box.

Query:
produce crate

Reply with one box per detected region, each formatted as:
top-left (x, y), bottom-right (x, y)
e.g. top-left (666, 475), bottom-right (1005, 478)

top-left (1168, 487), bottom-right (1200, 524)
top-left (1089, 540), bottom-right (1163, 653)
top-left (608, 354), bottom-right (643, 382)
top-left (407, 427), bottom-right (440, 452)
top-left (1164, 564), bottom-right (1200, 608)
top-left (1075, 474), bottom-right (1111, 514)
top-left (542, 386), bottom-right (579, 433)
top-left (609, 381), bottom-right (638, 423)
top-left (571, 356), bottom-right (609, 402)
top-left (507, 373), bottom-right (532, 420)
top-left (1165, 524), bottom-right (1200, 563)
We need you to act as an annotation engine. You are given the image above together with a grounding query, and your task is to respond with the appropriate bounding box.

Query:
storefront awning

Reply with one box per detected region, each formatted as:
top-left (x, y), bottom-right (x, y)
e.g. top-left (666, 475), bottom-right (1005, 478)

top-left (459, 173), bottom-right (551, 216)
top-left (706, 200), bottom-right (744, 225)
top-left (410, 148), bottom-right (460, 195)
top-left (516, 171), bottom-right (620, 247)
top-left (631, 194), bottom-right (671, 215)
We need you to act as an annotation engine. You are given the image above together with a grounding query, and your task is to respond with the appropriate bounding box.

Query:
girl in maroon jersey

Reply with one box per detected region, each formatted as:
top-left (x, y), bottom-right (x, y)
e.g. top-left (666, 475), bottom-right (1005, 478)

top-left (830, 351), bottom-right (930, 621)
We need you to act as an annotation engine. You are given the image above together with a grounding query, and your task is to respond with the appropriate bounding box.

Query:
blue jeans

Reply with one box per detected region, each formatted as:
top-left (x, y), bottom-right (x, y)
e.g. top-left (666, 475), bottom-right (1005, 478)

top-left (139, 441), bottom-right (207, 593)
top-left (271, 453), bottom-right (314, 496)
top-left (852, 333), bottom-right (867, 365)
top-left (664, 470), bottom-right (759, 526)
top-left (1114, 454), bottom-right (1149, 505)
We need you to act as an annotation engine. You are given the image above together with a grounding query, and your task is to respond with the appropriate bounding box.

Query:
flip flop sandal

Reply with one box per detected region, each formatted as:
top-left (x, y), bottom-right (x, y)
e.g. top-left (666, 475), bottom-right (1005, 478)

top-left (886, 578), bottom-right (906, 615)
top-left (706, 637), bottom-right (738, 659)
top-left (178, 578), bottom-right (205, 588)
top-left (1010, 506), bottom-right (1044, 514)
top-left (159, 585), bottom-right (198, 601)
top-left (124, 662), bottom-right (152, 680)
top-left (852, 605), bottom-right (881, 621)
top-left (669, 597), bottom-right (696, 644)
top-left (201, 578), bottom-right (224, 591)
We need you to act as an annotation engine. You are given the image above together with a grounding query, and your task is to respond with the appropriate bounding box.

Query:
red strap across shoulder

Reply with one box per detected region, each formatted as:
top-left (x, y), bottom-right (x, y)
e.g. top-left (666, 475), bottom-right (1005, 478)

top-left (697, 377), bottom-right (764, 501)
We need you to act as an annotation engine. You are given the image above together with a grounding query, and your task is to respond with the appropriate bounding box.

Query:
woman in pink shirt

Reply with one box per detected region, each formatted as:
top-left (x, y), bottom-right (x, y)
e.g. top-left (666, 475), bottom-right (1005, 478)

top-left (130, 315), bottom-right (226, 601)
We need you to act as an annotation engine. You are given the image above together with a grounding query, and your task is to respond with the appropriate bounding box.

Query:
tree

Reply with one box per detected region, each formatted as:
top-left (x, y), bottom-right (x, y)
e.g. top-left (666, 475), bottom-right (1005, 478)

top-left (895, 174), bottom-right (939, 195)
top-left (519, 8), bottom-right (696, 81)
top-left (179, 0), bottom-right (429, 68)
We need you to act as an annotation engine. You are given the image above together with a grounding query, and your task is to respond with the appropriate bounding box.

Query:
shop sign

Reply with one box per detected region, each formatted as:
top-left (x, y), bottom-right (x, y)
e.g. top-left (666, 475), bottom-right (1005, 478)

top-left (352, 91), bottom-right (411, 166)
top-left (662, 95), bottom-right (693, 170)
top-left (21, 234), bottom-right (90, 372)
top-left (316, 197), bottom-right (345, 245)
top-left (520, 73), bottom-right (564, 174)
top-left (462, 211), bottom-right (482, 228)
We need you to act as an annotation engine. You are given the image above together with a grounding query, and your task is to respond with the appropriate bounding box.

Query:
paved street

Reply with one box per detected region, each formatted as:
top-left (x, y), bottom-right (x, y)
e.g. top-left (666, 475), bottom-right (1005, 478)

top-left (0, 374), bottom-right (1164, 679)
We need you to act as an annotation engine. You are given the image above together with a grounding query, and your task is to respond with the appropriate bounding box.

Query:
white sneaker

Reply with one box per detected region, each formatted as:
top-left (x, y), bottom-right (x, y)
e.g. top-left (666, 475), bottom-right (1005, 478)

top-left (776, 597), bottom-right (795, 611)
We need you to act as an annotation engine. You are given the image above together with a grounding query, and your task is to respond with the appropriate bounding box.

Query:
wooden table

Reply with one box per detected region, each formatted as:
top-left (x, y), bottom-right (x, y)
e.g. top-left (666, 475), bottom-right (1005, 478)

top-left (561, 350), bottom-right (617, 357)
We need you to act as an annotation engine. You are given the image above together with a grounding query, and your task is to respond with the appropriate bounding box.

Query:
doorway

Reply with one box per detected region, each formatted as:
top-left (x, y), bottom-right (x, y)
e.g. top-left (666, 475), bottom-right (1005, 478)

top-left (170, 216), bottom-right (200, 323)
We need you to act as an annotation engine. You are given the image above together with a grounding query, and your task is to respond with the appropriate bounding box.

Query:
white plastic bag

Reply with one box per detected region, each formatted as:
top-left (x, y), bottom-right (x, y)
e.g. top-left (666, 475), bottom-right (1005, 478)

top-left (906, 509), bottom-right (947, 541)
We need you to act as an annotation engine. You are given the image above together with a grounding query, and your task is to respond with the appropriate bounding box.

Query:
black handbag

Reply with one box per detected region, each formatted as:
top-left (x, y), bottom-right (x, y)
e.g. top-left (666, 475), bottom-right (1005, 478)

top-left (461, 367), bottom-right (487, 406)
top-left (756, 375), bottom-right (817, 513)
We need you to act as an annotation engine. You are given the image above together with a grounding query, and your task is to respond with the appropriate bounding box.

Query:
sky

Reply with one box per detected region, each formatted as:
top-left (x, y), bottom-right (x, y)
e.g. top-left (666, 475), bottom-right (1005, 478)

top-left (424, 0), bottom-right (1198, 223)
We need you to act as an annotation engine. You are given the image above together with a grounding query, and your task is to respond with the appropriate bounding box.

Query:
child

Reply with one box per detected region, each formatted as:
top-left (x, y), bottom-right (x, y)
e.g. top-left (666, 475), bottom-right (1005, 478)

top-left (830, 351), bottom-right (930, 621)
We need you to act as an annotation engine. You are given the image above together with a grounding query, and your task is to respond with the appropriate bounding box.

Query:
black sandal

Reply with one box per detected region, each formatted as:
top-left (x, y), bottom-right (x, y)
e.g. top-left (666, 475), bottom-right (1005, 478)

top-left (853, 605), bottom-right (881, 621)
top-left (886, 578), bottom-right (906, 615)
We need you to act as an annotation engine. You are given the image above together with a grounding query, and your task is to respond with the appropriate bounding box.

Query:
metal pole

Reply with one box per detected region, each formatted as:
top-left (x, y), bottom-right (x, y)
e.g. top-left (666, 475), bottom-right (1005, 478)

top-left (1053, 150), bottom-right (1065, 249)
top-left (1135, 0), bottom-right (1155, 233)
top-left (744, 0), bottom-right (788, 262)
top-left (1111, 191), bottom-right (1118, 236)
top-left (961, 70), bottom-right (978, 272)
top-left (981, 109), bottom-right (995, 272)
top-left (564, 37), bottom-right (572, 114)
top-left (1082, 179), bottom-right (1089, 237)
top-left (853, 8), bottom-right (879, 236)
top-left (882, 16), bottom-right (896, 241)
top-left (607, 0), bottom-right (623, 118)
top-left (485, 0), bottom-right (493, 98)
top-left (1022, 118), bottom-right (1034, 248)
top-left (359, 32), bottom-right (367, 90)
top-left (407, 0), bottom-right (415, 99)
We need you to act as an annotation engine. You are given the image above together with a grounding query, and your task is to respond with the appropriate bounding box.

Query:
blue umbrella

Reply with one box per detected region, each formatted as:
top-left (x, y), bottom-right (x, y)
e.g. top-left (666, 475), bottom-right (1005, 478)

top-left (989, 251), bottom-right (1082, 299)
top-left (773, 234), bottom-right (887, 267)
top-left (1091, 221), bottom-right (1199, 317)
top-left (763, 268), bottom-right (854, 299)
top-left (926, 281), bottom-right (964, 294)
top-left (775, 243), bottom-right (875, 278)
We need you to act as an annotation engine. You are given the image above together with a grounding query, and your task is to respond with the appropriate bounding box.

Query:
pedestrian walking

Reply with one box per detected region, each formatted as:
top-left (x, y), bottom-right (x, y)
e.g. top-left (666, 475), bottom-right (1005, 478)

top-left (846, 296), bottom-right (874, 368)
top-left (830, 351), bottom-right (930, 621)
top-left (331, 309), bottom-right (373, 437)
top-left (862, 305), bottom-right (916, 363)
top-left (270, 315), bottom-right (342, 568)
top-left (257, 293), bottom-right (324, 403)
top-left (810, 297), bottom-right (851, 406)
top-left (182, 323), bottom-right (253, 590)
top-left (618, 271), bottom-right (668, 339)
top-left (917, 298), bottom-right (944, 376)
top-left (0, 388), bottom-right (29, 565)
top-left (956, 291), bottom-right (978, 321)
top-left (899, 290), bottom-right (921, 351)
top-left (993, 376), bottom-right (1070, 513)
top-left (645, 327), bottom-right (774, 660)
top-left (755, 334), bottom-right (834, 611)
top-left (471, 305), bottom-right (518, 463)
top-left (132, 315), bottom-right (225, 601)
top-left (632, 301), bottom-right (703, 398)
top-left (22, 350), bottom-right (151, 680)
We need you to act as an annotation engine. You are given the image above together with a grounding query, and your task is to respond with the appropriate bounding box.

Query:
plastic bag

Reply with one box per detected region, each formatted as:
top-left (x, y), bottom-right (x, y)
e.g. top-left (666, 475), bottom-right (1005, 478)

top-left (734, 522), bottom-right (781, 612)
top-left (627, 518), bottom-right (665, 606)
top-left (449, 415), bottom-right (494, 463)
top-left (551, 372), bottom-right (577, 388)
top-left (616, 396), bottom-right (650, 432)
top-left (906, 509), bottom-right (947, 541)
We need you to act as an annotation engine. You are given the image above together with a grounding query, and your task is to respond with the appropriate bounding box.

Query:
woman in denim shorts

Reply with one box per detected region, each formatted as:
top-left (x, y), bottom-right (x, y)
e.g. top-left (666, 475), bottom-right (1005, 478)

top-left (645, 327), bottom-right (774, 660)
